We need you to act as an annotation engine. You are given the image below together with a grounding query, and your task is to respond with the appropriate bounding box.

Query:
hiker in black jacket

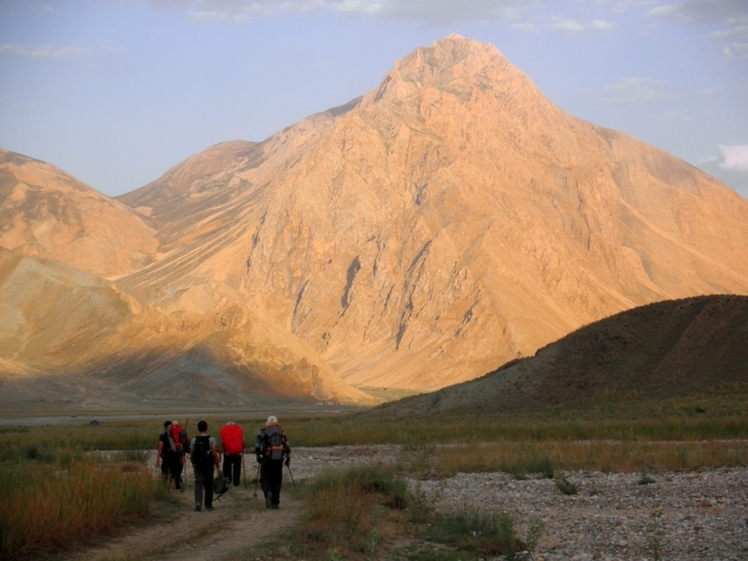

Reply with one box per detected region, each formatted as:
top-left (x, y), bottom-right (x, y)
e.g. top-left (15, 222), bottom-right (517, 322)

top-left (255, 415), bottom-right (291, 509)
top-left (155, 420), bottom-right (185, 490)
top-left (155, 421), bottom-right (173, 484)
top-left (190, 420), bottom-right (222, 512)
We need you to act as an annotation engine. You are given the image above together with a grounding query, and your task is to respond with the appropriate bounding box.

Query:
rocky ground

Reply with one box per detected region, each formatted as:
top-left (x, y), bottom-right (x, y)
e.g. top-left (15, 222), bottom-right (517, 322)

top-left (66, 445), bottom-right (748, 560)
top-left (292, 445), bottom-right (748, 561)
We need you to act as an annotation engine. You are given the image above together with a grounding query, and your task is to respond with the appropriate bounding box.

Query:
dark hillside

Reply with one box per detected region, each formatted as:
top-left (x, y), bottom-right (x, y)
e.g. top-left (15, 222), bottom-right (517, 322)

top-left (367, 295), bottom-right (748, 419)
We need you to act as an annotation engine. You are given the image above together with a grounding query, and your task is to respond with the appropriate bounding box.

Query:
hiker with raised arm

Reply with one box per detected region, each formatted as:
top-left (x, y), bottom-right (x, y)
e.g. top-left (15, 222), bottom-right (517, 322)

top-left (190, 420), bottom-right (222, 512)
top-left (219, 421), bottom-right (245, 487)
top-left (255, 415), bottom-right (291, 509)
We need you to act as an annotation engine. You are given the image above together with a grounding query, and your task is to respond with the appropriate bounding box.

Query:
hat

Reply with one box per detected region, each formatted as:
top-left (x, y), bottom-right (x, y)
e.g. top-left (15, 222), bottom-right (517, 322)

top-left (266, 415), bottom-right (278, 425)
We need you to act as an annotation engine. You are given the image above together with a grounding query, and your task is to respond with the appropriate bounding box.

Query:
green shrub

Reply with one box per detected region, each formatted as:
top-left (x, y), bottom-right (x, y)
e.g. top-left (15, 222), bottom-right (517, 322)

top-left (554, 475), bottom-right (578, 495)
top-left (504, 455), bottom-right (554, 480)
top-left (425, 508), bottom-right (544, 560)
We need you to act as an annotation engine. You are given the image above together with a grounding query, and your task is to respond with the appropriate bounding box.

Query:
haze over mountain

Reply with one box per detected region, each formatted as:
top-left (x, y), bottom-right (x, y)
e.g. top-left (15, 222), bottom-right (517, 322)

top-left (1, 35), bottom-right (747, 408)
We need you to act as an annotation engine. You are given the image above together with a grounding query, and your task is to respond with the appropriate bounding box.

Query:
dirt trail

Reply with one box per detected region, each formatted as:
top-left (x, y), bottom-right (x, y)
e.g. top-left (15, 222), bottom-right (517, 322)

top-left (61, 482), bottom-right (299, 561)
top-left (58, 445), bottom-right (391, 561)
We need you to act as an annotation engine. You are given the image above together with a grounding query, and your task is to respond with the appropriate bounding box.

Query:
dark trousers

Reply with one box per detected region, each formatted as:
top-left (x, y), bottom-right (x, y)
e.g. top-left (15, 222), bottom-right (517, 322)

top-left (260, 458), bottom-right (284, 506)
top-left (223, 454), bottom-right (242, 486)
top-left (193, 465), bottom-right (214, 507)
top-left (163, 451), bottom-right (184, 488)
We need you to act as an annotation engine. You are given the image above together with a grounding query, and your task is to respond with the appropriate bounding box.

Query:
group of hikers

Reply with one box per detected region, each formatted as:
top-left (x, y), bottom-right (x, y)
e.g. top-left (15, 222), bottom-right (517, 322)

top-left (155, 416), bottom-right (291, 512)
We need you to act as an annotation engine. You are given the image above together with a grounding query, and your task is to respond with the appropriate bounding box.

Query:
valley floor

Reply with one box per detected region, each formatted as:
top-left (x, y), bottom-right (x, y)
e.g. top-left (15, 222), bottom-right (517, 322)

top-left (59, 444), bottom-right (748, 561)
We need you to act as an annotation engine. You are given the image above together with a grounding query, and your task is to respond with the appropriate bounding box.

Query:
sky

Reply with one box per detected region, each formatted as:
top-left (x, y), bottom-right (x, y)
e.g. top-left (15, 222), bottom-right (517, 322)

top-left (0, 0), bottom-right (747, 199)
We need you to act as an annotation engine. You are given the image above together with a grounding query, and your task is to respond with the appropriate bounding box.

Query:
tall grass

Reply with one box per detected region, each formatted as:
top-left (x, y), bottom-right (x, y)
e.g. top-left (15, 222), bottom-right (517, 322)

top-left (0, 461), bottom-right (171, 560)
top-left (431, 440), bottom-right (748, 475)
top-left (2, 392), bottom-right (745, 456)
top-left (296, 464), bottom-right (410, 557)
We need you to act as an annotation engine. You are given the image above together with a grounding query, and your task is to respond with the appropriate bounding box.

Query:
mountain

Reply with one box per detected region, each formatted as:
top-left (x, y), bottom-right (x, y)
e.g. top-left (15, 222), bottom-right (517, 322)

top-left (363, 295), bottom-right (748, 419)
top-left (118, 35), bottom-right (748, 390)
top-left (0, 246), bottom-right (373, 408)
top-left (2, 35), bottom-right (748, 407)
top-left (0, 149), bottom-right (159, 278)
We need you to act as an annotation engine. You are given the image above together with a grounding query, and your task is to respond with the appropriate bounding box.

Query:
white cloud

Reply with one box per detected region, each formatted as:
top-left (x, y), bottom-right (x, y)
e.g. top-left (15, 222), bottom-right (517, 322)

top-left (549, 16), bottom-right (615, 33)
top-left (647, 0), bottom-right (748, 25)
top-left (648, 0), bottom-right (748, 60)
top-left (591, 19), bottom-right (615, 30)
top-left (719, 144), bottom-right (748, 172)
top-left (551, 18), bottom-right (586, 32)
top-left (156, 0), bottom-right (541, 24)
top-left (598, 78), bottom-right (673, 103)
top-left (711, 25), bottom-right (748, 39)
top-left (721, 42), bottom-right (748, 58)
top-left (0, 44), bottom-right (91, 58)
top-left (33, 4), bottom-right (62, 15)
top-left (647, 4), bottom-right (680, 20)
top-left (511, 22), bottom-right (540, 32)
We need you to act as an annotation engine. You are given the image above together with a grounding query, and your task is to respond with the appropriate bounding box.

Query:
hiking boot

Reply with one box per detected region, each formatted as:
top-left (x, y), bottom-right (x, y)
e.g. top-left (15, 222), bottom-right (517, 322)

top-left (265, 492), bottom-right (272, 509)
top-left (271, 504), bottom-right (279, 510)
top-left (206, 506), bottom-right (214, 511)
top-left (195, 504), bottom-right (201, 512)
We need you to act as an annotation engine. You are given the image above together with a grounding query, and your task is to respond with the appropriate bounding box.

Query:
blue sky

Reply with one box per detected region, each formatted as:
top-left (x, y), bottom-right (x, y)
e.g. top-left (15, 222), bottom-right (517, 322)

top-left (0, 0), bottom-right (746, 198)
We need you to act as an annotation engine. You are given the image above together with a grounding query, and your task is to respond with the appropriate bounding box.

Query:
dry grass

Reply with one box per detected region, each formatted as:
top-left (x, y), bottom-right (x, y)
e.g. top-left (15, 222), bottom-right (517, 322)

top-left (0, 461), bottom-right (171, 560)
top-left (431, 440), bottom-right (748, 476)
top-left (293, 465), bottom-right (410, 559)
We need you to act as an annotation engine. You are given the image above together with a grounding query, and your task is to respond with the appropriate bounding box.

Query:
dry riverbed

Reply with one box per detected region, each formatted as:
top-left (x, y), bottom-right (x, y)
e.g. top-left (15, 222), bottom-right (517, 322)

top-left (65, 445), bottom-right (748, 560)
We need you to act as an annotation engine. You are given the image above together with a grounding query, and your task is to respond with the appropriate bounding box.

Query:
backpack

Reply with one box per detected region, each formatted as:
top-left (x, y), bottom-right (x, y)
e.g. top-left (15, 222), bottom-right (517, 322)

top-left (213, 475), bottom-right (229, 495)
top-left (191, 435), bottom-right (213, 470)
top-left (169, 423), bottom-right (187, 453)
top-left (263, 423), bottom-right (286, 461)
top-left (220, 424), bottom-right (243, 455)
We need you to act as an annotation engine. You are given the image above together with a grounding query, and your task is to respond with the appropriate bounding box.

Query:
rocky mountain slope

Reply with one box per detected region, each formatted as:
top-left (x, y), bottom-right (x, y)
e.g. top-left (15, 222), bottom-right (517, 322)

top-left (0, 246), bottom-right (373, 407)
top-left (0, 150), bottom-right (159, 278)
top-left (118, 35), bottom-right (748, 390)
top-left (1, 35), bottom-right (748, 407)
top-left (365, 294), bottom-right (748, 418)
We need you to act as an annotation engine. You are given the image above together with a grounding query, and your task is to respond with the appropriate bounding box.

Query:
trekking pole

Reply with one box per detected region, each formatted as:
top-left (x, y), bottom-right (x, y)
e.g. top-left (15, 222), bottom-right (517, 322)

top-left (286, 463), bottom-right (297, 491)
top-left (242, 452), bottom-right (247, 490)
top-left (183, 418), bottom-right (190, 488)
top-left (253, 463), bottom-right (260, 498)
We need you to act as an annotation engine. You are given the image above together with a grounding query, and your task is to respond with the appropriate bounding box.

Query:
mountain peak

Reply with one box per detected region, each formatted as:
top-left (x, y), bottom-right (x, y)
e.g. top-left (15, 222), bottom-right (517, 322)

top-left (364, 34), bottom-right (541, 110)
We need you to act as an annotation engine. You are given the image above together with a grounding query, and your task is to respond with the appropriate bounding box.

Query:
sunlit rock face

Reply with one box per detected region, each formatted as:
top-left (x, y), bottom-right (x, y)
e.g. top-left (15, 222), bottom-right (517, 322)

top-left (2, 35), bottom-right (748, 405)
top-left (0, 149), bottom-right (159, 278)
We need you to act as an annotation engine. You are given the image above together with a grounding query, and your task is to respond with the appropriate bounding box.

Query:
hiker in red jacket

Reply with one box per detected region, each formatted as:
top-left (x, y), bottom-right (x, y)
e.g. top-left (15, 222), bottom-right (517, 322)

top-left (219, 421), bottom-right (245, 487)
